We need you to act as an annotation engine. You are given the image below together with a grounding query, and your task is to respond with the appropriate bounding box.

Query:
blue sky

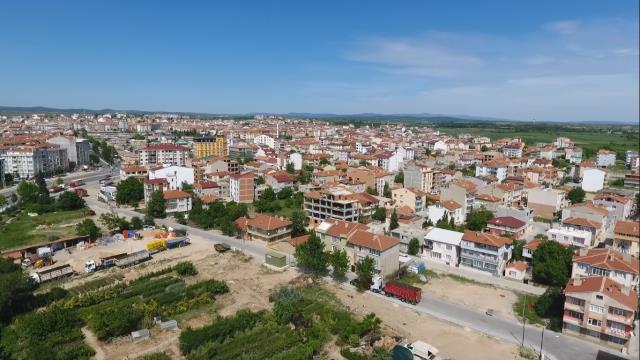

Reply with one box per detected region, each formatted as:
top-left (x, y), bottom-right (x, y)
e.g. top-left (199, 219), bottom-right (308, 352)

top-left (0, 1), bottom-right (638, 122)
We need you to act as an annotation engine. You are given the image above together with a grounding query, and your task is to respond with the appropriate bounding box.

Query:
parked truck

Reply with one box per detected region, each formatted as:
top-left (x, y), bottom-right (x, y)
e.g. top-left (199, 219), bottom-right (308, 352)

top-left (30, 264), bottom-right (74, 284)
top-left (69, 179), bottom-right (85, 187)
top-left (115, 250), bottom-right (150, 268)
top-left (146, 239), bottom-right (167, 254)
top-left (370, 274), bottom-right (422, 304)
top-left (85, 253), bottom-right (128, 273)
top-left (74, 188), bottom-right (89, 197)
top-left (165, 237), bottom-right (189, 249)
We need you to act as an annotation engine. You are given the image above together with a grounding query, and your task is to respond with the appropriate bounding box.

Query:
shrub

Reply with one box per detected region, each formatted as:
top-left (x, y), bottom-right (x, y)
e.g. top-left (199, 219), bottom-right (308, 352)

top-left (174, 261), bottom-right (198, 276)
top-left (135, 352), bottom-right (172, 360)
top-left (87, 302), bottom-right (145, 340)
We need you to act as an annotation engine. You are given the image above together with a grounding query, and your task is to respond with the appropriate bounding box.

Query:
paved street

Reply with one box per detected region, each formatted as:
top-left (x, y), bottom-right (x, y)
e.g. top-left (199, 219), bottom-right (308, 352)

top-left (81, 175), bottom-right (633, 360)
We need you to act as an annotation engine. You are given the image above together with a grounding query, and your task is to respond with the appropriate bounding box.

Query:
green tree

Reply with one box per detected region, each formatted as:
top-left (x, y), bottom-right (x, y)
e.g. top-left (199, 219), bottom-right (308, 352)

top-left (147, 190), bottom-right (166, 218)
top-left (75, 219), bottom-right (101, 240)
top-left (0, 258), bottom-right (35, 324)
top-left (480, 145), bottom-right (488, 152)
top-left (436, 212), bottom-right (451, 230)
top-left (99, 213), bottom-right (131, 233)
top-left (394, 171), bottom-right (404, 185)
top-left (366, 186), bottom-right (377, 195)
top-left (422, 218), bottom-right (433, 228)
top-left (383, 182), bottom-right (391, 198)
top-left (408, 238), bottom-right (420, 256)
top-left (277, 187), bottom-right (293, 200)
top-left (115, 177), bottom-right (144, 206)
top-left (511, 239), bottom-right (525, 261)
top-left (286, 162), bottom-right (295, 174)
top-left (319, 157), bottom-right (330, 165)
top-left (532, 240), bottom-right (574, 287)
top-left (255, 176), bottom-right (265, 185)
top-left (534, 287), bottom-right (565, 319)
top-left (567, 187), bottom-right (585, 204)
top-left (17, 180), bottom-right (40, 204)
top-left (290, 210), bottom-right (308, 237)
top-left (293, 232), bottom-right (328, 275)
top-left (465, 207), bottom-right (493, 231)
top-left (355, 256), bottom-right (376, 290)
top-left (143, 213), bottom-right (156, 226)
top-left (389, 208), bottom-right (399, 230)
top-left (371, 206), bottom-right (386, 222)
top-left (329, 248), bottom-right (349, 279)
top-left (130, 216), bottom-right (143, 230)
top-left (0, 194), bottom-right (7, 207)
top-left (132, 133), bottom-right (145, 140)
top-left (56, 191), bottom-right (86, 211)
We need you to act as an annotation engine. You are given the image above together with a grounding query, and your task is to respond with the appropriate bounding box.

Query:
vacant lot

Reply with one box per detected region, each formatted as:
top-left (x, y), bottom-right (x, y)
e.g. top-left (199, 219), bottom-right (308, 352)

top-left (0, 209), bottom-right (91, 250)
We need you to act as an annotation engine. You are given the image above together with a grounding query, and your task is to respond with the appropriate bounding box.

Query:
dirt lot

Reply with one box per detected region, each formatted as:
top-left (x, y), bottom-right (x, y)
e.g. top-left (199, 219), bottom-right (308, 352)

top-left (424, 276), bottom-right (518, 321)
top-left (328, 284), bottom-right (524, 360)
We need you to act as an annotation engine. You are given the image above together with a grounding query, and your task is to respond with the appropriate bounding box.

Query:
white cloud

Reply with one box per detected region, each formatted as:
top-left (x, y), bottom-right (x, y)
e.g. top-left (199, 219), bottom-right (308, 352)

top-left (544, 20), bottom-right (581, 34)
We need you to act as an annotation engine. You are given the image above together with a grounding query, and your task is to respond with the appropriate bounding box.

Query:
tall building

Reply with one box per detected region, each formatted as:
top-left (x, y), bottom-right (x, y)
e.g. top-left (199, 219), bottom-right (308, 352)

top-left (403, 162), bottom-right (434, 193)
top-left (229, 172), bottom-right (254, 203)
top-left (47, 135), bottom-right (92, 168)
top-left (1, 145), bottom-right (68, 179)
top-left (194, 135), bottom-right (227, 158)
top-left (139, 144), bottom-right (190, 167)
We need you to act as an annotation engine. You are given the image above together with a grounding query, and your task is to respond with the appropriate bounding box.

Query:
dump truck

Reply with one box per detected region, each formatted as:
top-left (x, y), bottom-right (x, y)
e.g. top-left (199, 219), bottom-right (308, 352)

top-left (115, 250), bottom-right (150, 268)
top-left (146, 239), bottom-right (167, 254)
top-left (30, 264), bottom-right (74, 284)
top-left (74, 188), bottom-right (89, 197)
top-left (85, 253), bottom-right (128, 272)
top-left (166, 237), bottom-right (189, 249)
top-left (370, 275), bottom-right (422, 304)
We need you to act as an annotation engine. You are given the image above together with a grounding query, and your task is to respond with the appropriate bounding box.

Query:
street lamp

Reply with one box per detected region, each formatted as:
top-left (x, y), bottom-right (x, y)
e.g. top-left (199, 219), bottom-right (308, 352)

top-left (521, 293), bottom-right (527, 347)
top-left (539, 320), bottom-right (549, 360)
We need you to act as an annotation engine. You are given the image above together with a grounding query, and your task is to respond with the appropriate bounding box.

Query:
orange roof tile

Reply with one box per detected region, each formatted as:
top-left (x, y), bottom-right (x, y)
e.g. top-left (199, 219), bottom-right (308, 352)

top-left (614, 220), bottom-right (640, 238)
top-left (462, 231), bottom-right (512, 248)
top-left (247, 214), bottom-right (292, 231)
top-left (565, 277), bottom-right (637, 310)
top-left (162, 190), bottom-right (190, 200)
top-left (347, 230), bottom-right (399, 251)
top-left (573, 248), bottom-right (639, 274)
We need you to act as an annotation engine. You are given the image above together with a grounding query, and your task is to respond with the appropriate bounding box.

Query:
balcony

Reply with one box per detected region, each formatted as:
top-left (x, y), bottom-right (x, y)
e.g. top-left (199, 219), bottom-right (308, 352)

top-left (605, 327), bottom-right (631, 339)
top-left (607, 313), bottom-right (634, 325)
top-left (563, 315), bottom-right (583, 325)
top-left (563, 302), bottom-right (584, 312)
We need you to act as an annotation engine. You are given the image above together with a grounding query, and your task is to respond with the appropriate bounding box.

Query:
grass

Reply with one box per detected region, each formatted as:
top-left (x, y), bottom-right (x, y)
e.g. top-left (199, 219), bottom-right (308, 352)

top-left (0, 208), bottom-right (89, 250)
top-left (513, 293), bottom-right (544, 325)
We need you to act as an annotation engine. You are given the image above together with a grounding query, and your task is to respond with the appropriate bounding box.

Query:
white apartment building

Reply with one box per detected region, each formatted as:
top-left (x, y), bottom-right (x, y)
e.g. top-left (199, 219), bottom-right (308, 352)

top-left (148, 165), bottom-right (195, 191)
top-left (253, 134), bottom-right (277, 149)
top-left (581, 168), bottom-right (606, 192)
top-left (547, 226), bottom-right (593, 248)
top-left (596, 150), bottom-right (616, 168)
top-left (139, 144), bottom-right (189, 167)
top-left (502, 144), bottom-right (523, 158)
top-left (475, 159), bottom-right (508, 182)
top-left (47, 135), bottom-right (91, 167)
top-left (1, 145), bottom-right (68, 179)
top-left (423, 228), bottom-right (463, 266)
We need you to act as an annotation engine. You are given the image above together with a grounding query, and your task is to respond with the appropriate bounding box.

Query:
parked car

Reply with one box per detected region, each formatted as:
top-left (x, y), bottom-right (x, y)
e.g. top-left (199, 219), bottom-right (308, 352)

top-left (214, 243), bottom-right (231, 253)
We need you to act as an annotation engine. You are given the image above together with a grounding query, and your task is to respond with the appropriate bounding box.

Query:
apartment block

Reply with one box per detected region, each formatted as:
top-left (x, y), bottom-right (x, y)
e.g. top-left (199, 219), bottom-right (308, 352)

top-left (303, 185), bottom-right (378, 224)
top-left (229, 172), bottom-right (254, 203)
top-left (596, 150), bottom-right (616, 168)
top-left (459, 231), bottom-right (512, 277)
top-left (163, 190), bottom-right (192, 214)
top-left (1, 145), bottom-right (68, 179)
top-left (571, 248), bottom-right (639, 290)
top-left (139, 143), bottom-right (190, 167)
top-left (346, 230), bottom-right (400, 278)
top-left (194, 135), bottom-right (227, 158)
top-left (612, 220), bottom-right (639, 257)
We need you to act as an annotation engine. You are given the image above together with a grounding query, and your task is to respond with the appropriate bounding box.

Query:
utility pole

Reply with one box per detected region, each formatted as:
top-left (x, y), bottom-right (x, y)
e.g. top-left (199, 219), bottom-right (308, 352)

top-left (539, 320), bottom-right (548, 360)
top-left (521, 293), bottom-right (527, 347)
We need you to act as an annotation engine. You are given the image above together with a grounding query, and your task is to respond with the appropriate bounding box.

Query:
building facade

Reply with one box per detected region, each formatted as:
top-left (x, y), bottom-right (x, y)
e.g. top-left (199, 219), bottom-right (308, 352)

top-left (459, 231), bottom-right (512, 277)
top-left (229, 172), bottom-right (254, 203)
top-left (139, 144), bottom-right (190, 167)
top-left (194, 135), bottom-right (227, 158)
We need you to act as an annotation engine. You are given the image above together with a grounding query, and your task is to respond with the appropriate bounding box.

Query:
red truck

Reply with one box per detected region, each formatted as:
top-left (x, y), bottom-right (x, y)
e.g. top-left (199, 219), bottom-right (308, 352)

top-left (370, 275), bottom-right (422, 304)
top-left (74, 188), bottom-right (89, 197)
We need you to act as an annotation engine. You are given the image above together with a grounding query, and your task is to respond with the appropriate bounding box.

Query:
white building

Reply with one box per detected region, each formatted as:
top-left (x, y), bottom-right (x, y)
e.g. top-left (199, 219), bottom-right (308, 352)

top-left (423, 228), bottom-right (463, 266)
top-left (1, 145), bottom-right (68, 179)
top-left (475, 160), bottom-right (508, 182)
top-left (139, 144), bottom-right (190, 167)
top-left (581, 168), bottom-right (606, 193)
top-left (47, 136), bottom-right (91, 168)
top-left (253, 134), bottom-right (277, 149)
top-left (288, 152), bottom-right (303, 171)
top-left (596, 150), bottom-right (616, 168)
top-left (148, 165), bottom-right (195, 191)
top-left (547, 226), bottom-right (593, 248)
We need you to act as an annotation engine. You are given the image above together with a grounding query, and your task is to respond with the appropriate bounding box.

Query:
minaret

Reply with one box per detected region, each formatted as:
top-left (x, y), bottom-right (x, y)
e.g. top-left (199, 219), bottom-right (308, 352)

top-left (276, 121), bottom-right (280, 138)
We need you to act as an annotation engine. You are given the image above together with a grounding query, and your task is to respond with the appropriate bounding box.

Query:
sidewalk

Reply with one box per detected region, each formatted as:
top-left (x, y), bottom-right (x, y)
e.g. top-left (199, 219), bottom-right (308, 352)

top-left (426, 260), bottom-right (546, 295)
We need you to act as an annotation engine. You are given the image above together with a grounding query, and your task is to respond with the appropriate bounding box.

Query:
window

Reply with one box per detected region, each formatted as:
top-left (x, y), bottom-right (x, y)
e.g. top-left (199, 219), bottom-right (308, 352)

top-left (588, 318), bottom-right (601, 327)
top-left (566, 310), bottom-right (583, 320)
top-left (587, 330), bottom-right (601, 339)
top-left (595, 295), bottom-right (603, 300)
top-left (609, 307), bottom-right (626, 317)
top-left (609, 336), bottom-right (625, 345)
top-left (607, 321), bottom-right (625, 331)
top-left (446, 244), bottom-right (452, 250)
top-left (590, 304), bottom-right (604, 313)
top-left (431, 252), bottom-right (442, 259)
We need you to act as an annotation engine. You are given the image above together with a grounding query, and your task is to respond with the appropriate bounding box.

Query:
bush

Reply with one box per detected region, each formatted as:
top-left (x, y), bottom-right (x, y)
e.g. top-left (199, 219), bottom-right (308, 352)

top-left (87, 302), bottom-right (145, 340)
top-left (135, 352), bottom-right (172, 360)
top-left (174, 261), bottom-right (198, 276)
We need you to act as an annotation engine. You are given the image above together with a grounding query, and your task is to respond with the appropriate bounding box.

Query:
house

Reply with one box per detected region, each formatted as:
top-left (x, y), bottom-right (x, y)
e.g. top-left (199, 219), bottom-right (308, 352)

top-left (571, 248), bottom-right (639, 290)
top-left (487, 216), bottom-right (528, 240)
top-left (562, 277), bottom-right (637, 352)
top-left (505, 261), bottom-right (528, 281)
top-left (246, 214), bottom-right (292, 242)
top-left (315, 219), bottom-right (368, 252)
top-left (229, 172), bottom-right (254, 203)
top-left (346, 230), bottom-right (400, 278)
top-left (502, 144), bottom-right (524, 159)
top-left (612, 220), bottom-right (640, 257)
top-left (423, 227), bottom-right (463, 266)
top-left (148, 165), bottom-right (195, 190)
top-left (593, 193), bottom-right (633, 221)
top-left (581, 168), bottom-right (606, 193)
top-left (561, 202), bottom-right (611, 245)
top-left (547, 226), bottom-right (594, 248)
top-left (193, 181), bottom-right (220, 197)
top-left (163, 190), bottom-right (192, 214)
top-left (119, 165), bottom-right (147, 181)
top-left (525, 188), bottom-right (567, 220)
top-left (441, 200), bottom-right (464, 225)
top-left (459, 231), bottom-right (512, 277)
top-left (596, 150), bottom-right (616, 168)
top-left (403, 162), bottom-right (434, 194)
top-left (264, 171), bottom-right (294, 193)
top-left (392, 187), bottom-right (427, 212)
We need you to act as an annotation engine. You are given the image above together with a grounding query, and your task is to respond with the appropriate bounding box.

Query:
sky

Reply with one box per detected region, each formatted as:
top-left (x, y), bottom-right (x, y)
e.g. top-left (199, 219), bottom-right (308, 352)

top-left (0, 1), bottom-right (638, 122)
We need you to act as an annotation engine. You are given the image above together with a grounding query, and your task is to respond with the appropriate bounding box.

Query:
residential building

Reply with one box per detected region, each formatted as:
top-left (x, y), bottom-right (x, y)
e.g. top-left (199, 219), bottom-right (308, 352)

top-left (475, 159), bottom-right (508, 182)
top-left (264, 171), bottom-right (294, 193)
top-left (526, 188), bottom-right (567, 220)
top-left (139, 143), bottom-right (189, 167)
top-left (346, 230), bottom-right (400, 278)
top-left (505, 261), bottom-right (528, 281)
top-left (246, 214), bottom-right (292, 242)
top-left (459, 231), bottom-right (512, 276)
top-left (502, 144), bottom-right (523, 158)
top-left (571, 248), bottom-right (639, 290)
top-left (193, 135), bottom-right (227, 158)
top-left (149, 165), bottom-right (195, 190)
top-left (143, 178), bottom-right (169, 204)
top-left (547, 226), bottom-right (593, 248)
top-left (119, 165), bottom-right (148, 181)
top-left (423, 227), bottom-right (463, 266)
top-left (563, 277), bottom-right (637, 352)
top-left (624, 150), bottom-right (639, 170)
top-left (593, 193), bottom-right (633, 221)
top-left (229, 172), bottom-right (254, 203)
top-left (315, 219), bottom-right (368, 252)
top-left (303, 185), bottom-right (378, 224)
top-left (487, 216), bottom-right (528, 240)
top-left (1, 145), bottom-right (68, 179)
top-left (163, 190), bottom-right (192, 214)
top-left (389, 225), bottom-right (429, 254)
top-left (596, 150), bottom-right (616, 168)
top-left (392, 187), bottom-right (427, 212)
top-left (403, 162), bottom-right (434, 194)
top-left (346, 167), bottom-right (393, 197)
top-left (47, 135), bottom-right (91, 168)
top-left (0, 158), bottom-right (5, 187)
top-left (253, 134), bottom-right (277, 149)
top-left (581, 168), bottom-right (606, 192)
top-left (612, 220), bottom-right (639, 257)
top-left (193, 181), bottom-right (221, 198)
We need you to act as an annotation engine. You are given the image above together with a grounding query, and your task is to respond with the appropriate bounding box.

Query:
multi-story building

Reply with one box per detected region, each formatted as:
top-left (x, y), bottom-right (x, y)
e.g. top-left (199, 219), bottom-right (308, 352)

top-left (612, 220), bottom-right (639, 257)
top-left (139, 144), bottom-right (189, 167)
top-left (316, 218), bottom-right (368, 252)
top-left (475, 159), bottom-right (508, 182)
top-left (163, 190), bottom-right (192, 214)
top-left (502, 144), bottom-right (523, 158)
top-left (459, 231), bottom-right (512, 277)
top-left (423, 227), bottom-right (463, 266)
top-left (193, 135), bottom-right (227, 159)
top-left (1, 145), bottom-right (68, 179)
top-left (143, 178), bottom-right (169, 204)
top-left (148, 165), bottom-right (195, 191)
top-left (525, 188), bottom-right (567, 220)
top-left (345, 167), bottom-right (393, 197)
top-left (563, 277), bottom-right (637, 352)
top-left (47, 135), bottom-right (91, 168)
top-left (303, 185), bottom-right (378, 224)
top-left (392, 187), bottom-right (427, 212)
top-left (245, 214), bottom-right (292, 242)
top-left (571, 248), bottom-right (639, 290)
top-left (581, 168), bottom-right (606, 193)
top-left (547, 226), bottom-right (593, 248)
top-left (593, 192), bottom-right (633, 222)
top-left (624, 150), bottom-right (639, 170)
top-left (486, 216), bottom-right (528, 240)
top-left (229, 172), bottom-right (254, 203)
top-left (346, 229), bottom-right (400, 278)
top-left (0, 158), bottom-right (5, 187)
top-left (596, 150), bottom-right (616, 168)
top-left (119, 165), bottom-right (148, 181)
top-left (403, 162), bottom-right (434, 194)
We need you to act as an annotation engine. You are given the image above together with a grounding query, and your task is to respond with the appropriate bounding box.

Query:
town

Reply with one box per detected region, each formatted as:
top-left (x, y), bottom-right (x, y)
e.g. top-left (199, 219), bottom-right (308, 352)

top-left (0, 112), bottom-right (638, 360)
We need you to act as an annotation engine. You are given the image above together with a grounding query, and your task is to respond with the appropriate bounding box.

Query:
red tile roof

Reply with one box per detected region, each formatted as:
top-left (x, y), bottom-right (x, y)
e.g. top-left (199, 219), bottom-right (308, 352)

top-left (462, 231), bottom-right (512, 248)
top-left (573, 248), bottom-right (639, 274)
top-left (563, 217), bottom-right (601, 229)
top-left (487, 216), bottom-right (526, 229)
top-left (288, 235), bottom-right (310, 247)
top-left (162, 190), bottom-right (190, 200)
top-left (614, 220), bottom-right (640, 238)
top-left (441, 200), bottom-right (461, 211)
top-left (565, 277), bottom-right (637, 310)
top-left (247, 214), bottom-right (292, 231)
top-left (506, 261), bottom-right (528, 272)
top-left (347, 230), bottom-right (399, 251)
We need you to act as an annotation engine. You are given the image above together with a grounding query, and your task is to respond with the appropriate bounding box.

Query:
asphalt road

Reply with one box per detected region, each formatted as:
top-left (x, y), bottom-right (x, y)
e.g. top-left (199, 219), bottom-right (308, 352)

top-left (0, 167), bottom-right (114, 197)
top-left (81, 176), bottom-right (630, 360)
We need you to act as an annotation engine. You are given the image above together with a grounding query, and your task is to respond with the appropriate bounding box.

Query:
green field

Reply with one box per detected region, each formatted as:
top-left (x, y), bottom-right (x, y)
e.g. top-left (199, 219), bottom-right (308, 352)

top-left (0, 209), bottom-right (89, 250)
